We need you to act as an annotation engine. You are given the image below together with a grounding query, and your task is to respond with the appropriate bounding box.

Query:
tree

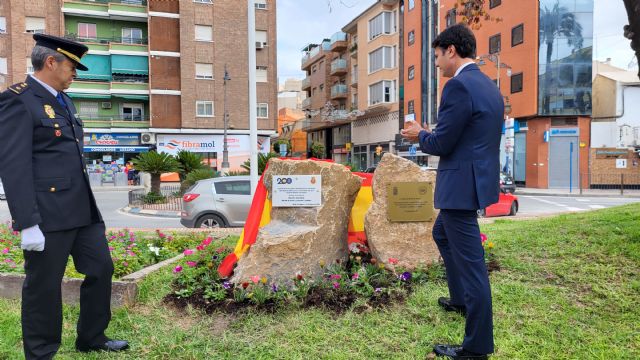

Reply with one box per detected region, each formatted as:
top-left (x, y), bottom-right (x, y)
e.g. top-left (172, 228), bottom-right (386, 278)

top-left (175, 150), bottom-right (206, 192)
top-left (453, 0), bottom-right (502, 30)
top-left (623, 0), bottom-right (640, 79)
top-left (132, 151), bottom-right (182, 194)
top-left (183, 168), bottom-right (220, 190)
top-left (539, 2), bottom-right (583, 113)
top-left (310, 141), bottom-right (325, 159)
top-left (241, 152), bottom-right (279, 175)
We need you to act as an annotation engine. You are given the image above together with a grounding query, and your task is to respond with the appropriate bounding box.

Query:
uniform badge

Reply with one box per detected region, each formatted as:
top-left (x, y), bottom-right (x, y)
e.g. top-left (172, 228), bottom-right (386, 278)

top-left (44, 105), bottom-right (55, 119)
top-left (55, 130), bottom-right (62, 137)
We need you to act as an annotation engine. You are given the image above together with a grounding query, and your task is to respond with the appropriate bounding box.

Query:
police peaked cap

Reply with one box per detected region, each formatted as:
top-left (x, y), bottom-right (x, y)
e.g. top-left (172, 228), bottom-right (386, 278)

top-left (33, 34), bottom-right (89, 71)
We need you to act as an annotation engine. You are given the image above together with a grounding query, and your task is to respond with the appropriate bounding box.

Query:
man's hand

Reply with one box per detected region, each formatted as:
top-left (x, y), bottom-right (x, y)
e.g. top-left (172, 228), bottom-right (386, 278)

top-left (21, 225), bottom-right (45, 252)
top-left (400, 121), bottom-right (430, 142)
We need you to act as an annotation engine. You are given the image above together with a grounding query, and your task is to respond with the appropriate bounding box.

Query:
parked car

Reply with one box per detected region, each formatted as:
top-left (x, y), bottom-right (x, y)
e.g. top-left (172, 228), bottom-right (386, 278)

top-left (364, 166), bottom-right (376, 173)
top-left (0, 178), bottom-right (5, 200)
top-left (478, 192), bottom-right (518, 217)
top-left (500, 172), bottom-right (516, 194)
top-left (181, 176), bottom-right (252, 228)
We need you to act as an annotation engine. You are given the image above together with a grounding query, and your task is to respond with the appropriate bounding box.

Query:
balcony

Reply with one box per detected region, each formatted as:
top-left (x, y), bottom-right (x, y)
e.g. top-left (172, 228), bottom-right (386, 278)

top-left (301, 97), bottom-right (312, 110)
top-left (330, 32), bottom-right (348, 52)
top-left (330, 59), bottom-right (348, 76)
top-left (65, 35), bottom-right (148, 53)
top-left (330, 84), bottom-right (348, 99)
top-left (351, 74), bottom-right (358, 87)
top-left (301, 41), bottom-right (330, 71)
top-left (80, 115), bottom-right (150, 129)
top-left (63, 0), bottom-right (148, 21)
top-left (301, 77), bottom-right (311, 91)
top-left (349, 43), bottom-right (358, 58)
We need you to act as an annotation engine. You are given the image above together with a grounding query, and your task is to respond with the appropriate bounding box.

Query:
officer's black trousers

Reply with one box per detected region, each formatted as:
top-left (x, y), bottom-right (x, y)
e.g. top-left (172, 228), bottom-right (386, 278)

top-left (21, 222), bottom-right (113, 360)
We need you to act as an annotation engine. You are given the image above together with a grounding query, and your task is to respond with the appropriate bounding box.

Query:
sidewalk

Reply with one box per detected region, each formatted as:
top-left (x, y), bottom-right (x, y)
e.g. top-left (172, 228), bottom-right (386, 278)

top-left (91, 185), bottom-right (143, 192)
top-left (516, 187), bottom-right (640, 198)
top-left (120, 206), bottom-right (181, 218)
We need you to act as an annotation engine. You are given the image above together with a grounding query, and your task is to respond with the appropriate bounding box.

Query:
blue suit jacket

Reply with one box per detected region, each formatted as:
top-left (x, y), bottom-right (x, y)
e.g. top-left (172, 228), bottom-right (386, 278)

top-left (418, 64), bottom-right (503, 210)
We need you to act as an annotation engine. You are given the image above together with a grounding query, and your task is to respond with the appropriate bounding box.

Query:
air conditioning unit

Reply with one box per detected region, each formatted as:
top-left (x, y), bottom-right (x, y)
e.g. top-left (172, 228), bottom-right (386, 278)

top-left (255, 2), bottom-right (267, 9)
top-left (141, 133), bottom-right (155, 144)
top-left (255, 41), bottom-right (264, 49)
top-left (101, 102), bottom-right (112, 109)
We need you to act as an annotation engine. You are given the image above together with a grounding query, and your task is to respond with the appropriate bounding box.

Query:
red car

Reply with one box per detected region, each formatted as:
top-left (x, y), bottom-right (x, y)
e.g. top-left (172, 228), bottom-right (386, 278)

top-left (478, 192), bottom-right (518, 217)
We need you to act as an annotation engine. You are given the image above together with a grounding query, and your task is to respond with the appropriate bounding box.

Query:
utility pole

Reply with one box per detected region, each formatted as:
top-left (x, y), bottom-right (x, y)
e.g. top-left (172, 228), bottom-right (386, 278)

top-left (248, 0), bottom-right (258, 194)
top-left (221, 64), bottom-right (231, 173)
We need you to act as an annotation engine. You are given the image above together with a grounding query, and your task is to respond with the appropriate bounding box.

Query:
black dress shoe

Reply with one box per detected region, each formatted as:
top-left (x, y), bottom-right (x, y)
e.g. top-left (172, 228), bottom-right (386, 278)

top-left (76, 339), bottom-right (129, 353)
top-left (433, 344), bottom-right (487, 359)
top-left (438, 297), bottom-right (467, 316)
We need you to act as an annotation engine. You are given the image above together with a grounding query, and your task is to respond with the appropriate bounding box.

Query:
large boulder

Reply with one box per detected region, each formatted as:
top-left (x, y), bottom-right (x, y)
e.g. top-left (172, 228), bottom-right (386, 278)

top-left (230, 159), bottom-right (361, 286)
top-left (365, 153), bottom-right (440, 270)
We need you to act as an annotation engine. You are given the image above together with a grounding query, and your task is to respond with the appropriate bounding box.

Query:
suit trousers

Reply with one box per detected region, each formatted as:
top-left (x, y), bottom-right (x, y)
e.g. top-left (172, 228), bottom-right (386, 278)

top-left (432, 210), bottom-right (494, 354)
top-left (21, 222), bottom-right (114, 360)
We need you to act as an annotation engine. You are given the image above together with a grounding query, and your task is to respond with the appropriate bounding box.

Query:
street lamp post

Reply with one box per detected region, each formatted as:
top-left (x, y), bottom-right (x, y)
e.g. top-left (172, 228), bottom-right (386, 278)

top-left (221, 64), bottom-right (231, 173)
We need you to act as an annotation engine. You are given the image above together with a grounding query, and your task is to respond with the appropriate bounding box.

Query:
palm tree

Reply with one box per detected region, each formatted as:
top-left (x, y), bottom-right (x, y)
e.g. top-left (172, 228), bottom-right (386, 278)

top-left (132, 151), bottom-right (182, 194)
top-left (241, 152), bottom-right (279, 175)
top-left (175, 150), bottom-right (205, 192)
top-left (539, 1), bottom-right (583, 114)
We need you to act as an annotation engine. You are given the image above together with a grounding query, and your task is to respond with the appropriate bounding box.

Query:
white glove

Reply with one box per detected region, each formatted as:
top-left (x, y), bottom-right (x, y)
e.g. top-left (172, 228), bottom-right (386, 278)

top-left (21, 225), bottom-right (45, 252)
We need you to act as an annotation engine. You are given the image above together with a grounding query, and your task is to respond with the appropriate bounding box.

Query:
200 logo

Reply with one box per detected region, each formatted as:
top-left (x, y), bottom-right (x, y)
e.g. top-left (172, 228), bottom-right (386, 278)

top-left (276, 177), bottom-right (293, 184)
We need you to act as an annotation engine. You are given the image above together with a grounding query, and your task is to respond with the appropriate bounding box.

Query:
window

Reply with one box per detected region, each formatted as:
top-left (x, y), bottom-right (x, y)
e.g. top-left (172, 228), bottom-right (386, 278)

top-left (312, 64), bottom-right (317, 73)
top-left (510, 72), bottom-right (523, 93)
top-left (408, 65), bottom-right (415, 80)
top-left (196, 101), bottom-right (214, 117)
top-left (256, 30), bottom-right (267, 47)
top-left (408, 30), bottom-right (415, 45)
top-left (369, 80), bottom-right (395, 105)
top-left (489, 34), bottom-right (501, 54)
top-left (368, 46), bottom-right (395, 73)
top-left (78, 23), bottom-right (96, 39)
top-left (26, 58), bottom-right (34, 74)
top-left (257, 103), bottom-right (268, 118)
top-left (511, 24), bottom-right (524, 47)
top-left (195, 25), bottom-right (213, 41)
top-left (0, 58), bottom-right (7, 75)
top-left (408, 100), bottom-right (415, 114)
top-left (0, 17), bottom-right (6, 34)
top-left (79, 102), bottom-right (99, 118)
top-left (368, 11), bottom-right (395, 40)
top-left (255, 0), bottom-right (267, 10)
top-left (195, 63), bottom-right (213, 79)
top-left (122, 103), bottom-right (144, 121)
top-left (193, 0), bottom-right (213, 3)
top-left (489, 0), bottom-right (501, 9)
top-left (215, 180), bottom-right (251, 195)
top-left (256, 66), bottom-right (267, 82)
top-left (446, 9), bottom-right (457, 28)
top-left (25, 17), bottom-right (45, 34)
top-left (408, 0), bottom-right (415, 10)
top-left (122, 28), bottom-right (143, 44)
top-left (319, 84), bottom-right (324, 91)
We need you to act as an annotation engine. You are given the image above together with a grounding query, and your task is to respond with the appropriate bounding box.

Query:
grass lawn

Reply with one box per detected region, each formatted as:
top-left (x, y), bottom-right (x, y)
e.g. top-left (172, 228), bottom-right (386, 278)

top-left (1, 204), bottom-right (639, 359)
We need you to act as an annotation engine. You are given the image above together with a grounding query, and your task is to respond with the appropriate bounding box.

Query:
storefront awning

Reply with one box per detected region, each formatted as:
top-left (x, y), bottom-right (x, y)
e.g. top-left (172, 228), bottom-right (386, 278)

top-left (67, 93), bottom-right (112, 100)
top-left (111, 55), bottom-right (149, 75)
top-left (112, 94), bottom-right (149, 101)
top-left (84, 146), bottom-right (149, 153)
top-left (76, 54), bottom-right (112, 81)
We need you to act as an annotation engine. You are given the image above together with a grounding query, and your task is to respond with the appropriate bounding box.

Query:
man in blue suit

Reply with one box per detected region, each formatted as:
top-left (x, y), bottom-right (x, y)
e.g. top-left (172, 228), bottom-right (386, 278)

top-left (401, 24), bottom-right (503, 359)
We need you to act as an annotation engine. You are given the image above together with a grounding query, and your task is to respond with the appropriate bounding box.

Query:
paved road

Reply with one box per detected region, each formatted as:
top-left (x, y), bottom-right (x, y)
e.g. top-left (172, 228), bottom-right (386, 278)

top-left (1, 191), bottom-right (639, 229)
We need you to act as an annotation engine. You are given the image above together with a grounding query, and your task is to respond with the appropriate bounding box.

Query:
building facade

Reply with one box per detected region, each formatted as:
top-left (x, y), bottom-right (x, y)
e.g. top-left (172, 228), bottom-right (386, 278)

top-left (0, 0), bottom-right (278, 171)
top-left (438, 0), bottom-right (593, 189)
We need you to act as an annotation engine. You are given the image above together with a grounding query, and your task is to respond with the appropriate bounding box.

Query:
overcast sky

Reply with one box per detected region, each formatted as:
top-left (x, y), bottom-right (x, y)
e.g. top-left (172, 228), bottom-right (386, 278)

top-left (276, 0), bottom-right (638, 84)
top-left (276, 0), bottom-right (376, 83)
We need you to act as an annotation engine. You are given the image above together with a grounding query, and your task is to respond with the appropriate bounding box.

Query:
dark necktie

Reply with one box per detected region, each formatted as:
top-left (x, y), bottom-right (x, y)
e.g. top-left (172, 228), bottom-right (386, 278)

top-left (56, 92), bottom-right (67, 109)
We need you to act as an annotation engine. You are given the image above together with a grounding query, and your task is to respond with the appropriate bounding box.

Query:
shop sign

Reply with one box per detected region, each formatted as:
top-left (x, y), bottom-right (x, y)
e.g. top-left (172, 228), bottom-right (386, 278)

top-left (595, 149), bottom-right (629, 159)
top-left (549, 128), bottom-right (579, 137)
top-left (156, 134), bottom-right (271, 155)
top-left (85, 133), bottom-right (140, 146)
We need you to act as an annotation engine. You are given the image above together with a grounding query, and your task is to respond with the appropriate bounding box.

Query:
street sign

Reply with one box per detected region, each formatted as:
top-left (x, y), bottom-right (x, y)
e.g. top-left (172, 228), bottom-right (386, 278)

top-left (616, 159), bottom-right (628, 169)
top-left (409, 145), bottom-right (417, 156)
top-left (279, 143), bottom-right (287, 157)
top-left (543, 131), bottom-right (549, 143)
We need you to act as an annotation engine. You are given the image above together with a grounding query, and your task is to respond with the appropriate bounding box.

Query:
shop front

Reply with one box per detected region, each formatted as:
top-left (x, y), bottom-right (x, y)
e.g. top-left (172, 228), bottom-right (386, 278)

top-left (83, 133), bottom-right (150, 166)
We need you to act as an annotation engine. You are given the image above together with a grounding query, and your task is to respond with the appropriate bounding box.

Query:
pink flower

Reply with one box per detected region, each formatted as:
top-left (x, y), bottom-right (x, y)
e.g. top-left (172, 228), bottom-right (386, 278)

top-left (2, 248), bottom-right (8, 254)
top-left (183, 249), bottom-right (194, 256)
top-left (250, 275), bottom-right (260, 284)
top-left (123, 262), bottom-right (128, 267)
top-left (12, 231), bottom-right (19, 236)
top-left (202, 237), bottom-right (212, 246)
top-left (167, 236), bottom-right (174, 241)
top-left (330, 274), bottom-right (342, 280)
top-left (196, 245), bottom-right (204, 251)
top-left (108, 247), bottom-right (114, 251)
top-left (332, 282), bottom-right (340, 289)
top-left (351, 273), bottom-right (359, 280)
top-left (480, 233), bottom-right (488, 243)
top-left (158, 232), bottom-right (166, 239)
top-left (388, 257), bottom-right (399, 265)
top-left (173, 265), bottom-right (183, 273)
top-left (186, 261), bottom-right (197, 267)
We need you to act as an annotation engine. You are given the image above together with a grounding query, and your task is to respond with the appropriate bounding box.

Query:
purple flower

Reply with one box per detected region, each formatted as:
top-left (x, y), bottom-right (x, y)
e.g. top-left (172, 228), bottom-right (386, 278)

top-left (212, 255), bottom-right (219, 261)
top-left (223, 281), bottom-right (232, 290)
top-left (332, 282), bottom-right (340, 289)
top-left (271, 283), bottom-right (279, 292)
top-left (330, 274), bottom-right (342, 280)
top-left (374, 287), bottom-right (382, 293)
top-left (399, 271), bottom-right (412, 282)
top-left (186, 261), bottom-right (197, 268)
top-left (173, 265), bottom-right (183, 273)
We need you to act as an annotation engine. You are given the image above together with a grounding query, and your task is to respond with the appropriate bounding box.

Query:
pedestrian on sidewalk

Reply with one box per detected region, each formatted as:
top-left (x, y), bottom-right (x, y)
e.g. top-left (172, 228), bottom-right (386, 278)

top-left (0, 34), bottom-right (129, 359)
top-left (401, 24), bottom-right (502, 359)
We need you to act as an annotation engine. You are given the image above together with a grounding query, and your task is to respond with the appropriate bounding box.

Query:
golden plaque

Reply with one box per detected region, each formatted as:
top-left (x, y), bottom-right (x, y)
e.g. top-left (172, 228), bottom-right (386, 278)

top-left (387, 182), bottom-right (434, 222)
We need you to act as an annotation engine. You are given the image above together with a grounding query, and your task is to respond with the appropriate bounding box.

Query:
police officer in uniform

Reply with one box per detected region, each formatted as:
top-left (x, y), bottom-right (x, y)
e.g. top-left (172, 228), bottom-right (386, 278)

top-left (0, 34), bottom-right (128, 359)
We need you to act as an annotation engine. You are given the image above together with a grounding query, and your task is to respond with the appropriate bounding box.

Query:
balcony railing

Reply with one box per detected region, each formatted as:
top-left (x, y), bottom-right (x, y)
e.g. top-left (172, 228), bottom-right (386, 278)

top-left (65, 34), bottom-right (148, 45)
top-left (301, 77), bottom-right (311, 90)
top-left (79, 115), bottom-right (150, 128)
top-left (330, 32), bottom-right (348, 52)
top-left (331, 84), bottom-right (348, 98)
top-left (351, 73), bottom-right (358, 85)
top-left (73, 0), bottom-right (148, 5)
top-left (331, 59), bottom-right (348, 75)
top-left (302, 97), bottom-right (312, 109)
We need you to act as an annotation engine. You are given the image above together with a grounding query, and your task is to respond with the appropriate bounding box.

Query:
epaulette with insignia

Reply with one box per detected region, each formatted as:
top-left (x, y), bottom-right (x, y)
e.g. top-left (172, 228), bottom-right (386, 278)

top-left (8, 82), bottom-right (29, 95)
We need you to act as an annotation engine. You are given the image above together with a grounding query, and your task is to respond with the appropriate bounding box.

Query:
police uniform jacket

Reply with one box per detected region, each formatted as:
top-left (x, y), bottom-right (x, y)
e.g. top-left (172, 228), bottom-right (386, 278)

top-left (0, 76), bottom-right (101, 232)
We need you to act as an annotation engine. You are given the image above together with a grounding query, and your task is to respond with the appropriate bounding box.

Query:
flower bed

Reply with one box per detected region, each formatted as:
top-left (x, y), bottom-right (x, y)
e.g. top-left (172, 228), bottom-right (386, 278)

top-left (165, 234), bottom-right (500, 314)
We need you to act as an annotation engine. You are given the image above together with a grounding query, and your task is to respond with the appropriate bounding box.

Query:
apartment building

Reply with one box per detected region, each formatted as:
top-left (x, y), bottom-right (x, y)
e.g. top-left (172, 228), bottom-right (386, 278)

top-left (0, 0), bottom-right (278, 171)
top-left (343, 0), bottom-right (400, 171)
top-left (439, 0), bottom-right (593, 189)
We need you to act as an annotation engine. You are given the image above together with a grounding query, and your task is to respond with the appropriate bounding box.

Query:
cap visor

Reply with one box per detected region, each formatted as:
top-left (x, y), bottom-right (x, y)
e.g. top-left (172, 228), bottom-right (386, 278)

top-left (76, 62), bottom-right (88, 71)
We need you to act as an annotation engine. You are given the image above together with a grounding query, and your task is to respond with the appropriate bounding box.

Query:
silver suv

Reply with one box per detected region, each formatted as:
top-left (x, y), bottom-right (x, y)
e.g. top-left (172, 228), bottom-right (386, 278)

top-left (180, 176), bottom-right (252, 228)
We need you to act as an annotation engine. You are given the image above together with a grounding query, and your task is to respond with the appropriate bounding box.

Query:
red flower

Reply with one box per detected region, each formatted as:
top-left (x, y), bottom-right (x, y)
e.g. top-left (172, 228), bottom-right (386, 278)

top-left (388, 257), bottom-right (399, 265)
top-left (196, 245), bottom-right (204, 251)
top-left (241, 282), bottom-right (249, 289)
top-left (216, 247), bottom-right (226, 253)
top-left (202, 237), bottom-right (212, 246)
top-left (480, 233), bottom-right (488, 243)
top-left (296, 274), bottom-right (303, 281)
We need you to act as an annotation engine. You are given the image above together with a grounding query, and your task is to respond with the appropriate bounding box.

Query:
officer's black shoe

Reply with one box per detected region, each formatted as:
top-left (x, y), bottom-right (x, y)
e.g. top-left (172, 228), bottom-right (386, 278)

top-left (433, 344), bottom-right (487, 359)
top-left (76, 339), bottom-right (129, 353)
top-left (438, 297), bottom-right (467, 316)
